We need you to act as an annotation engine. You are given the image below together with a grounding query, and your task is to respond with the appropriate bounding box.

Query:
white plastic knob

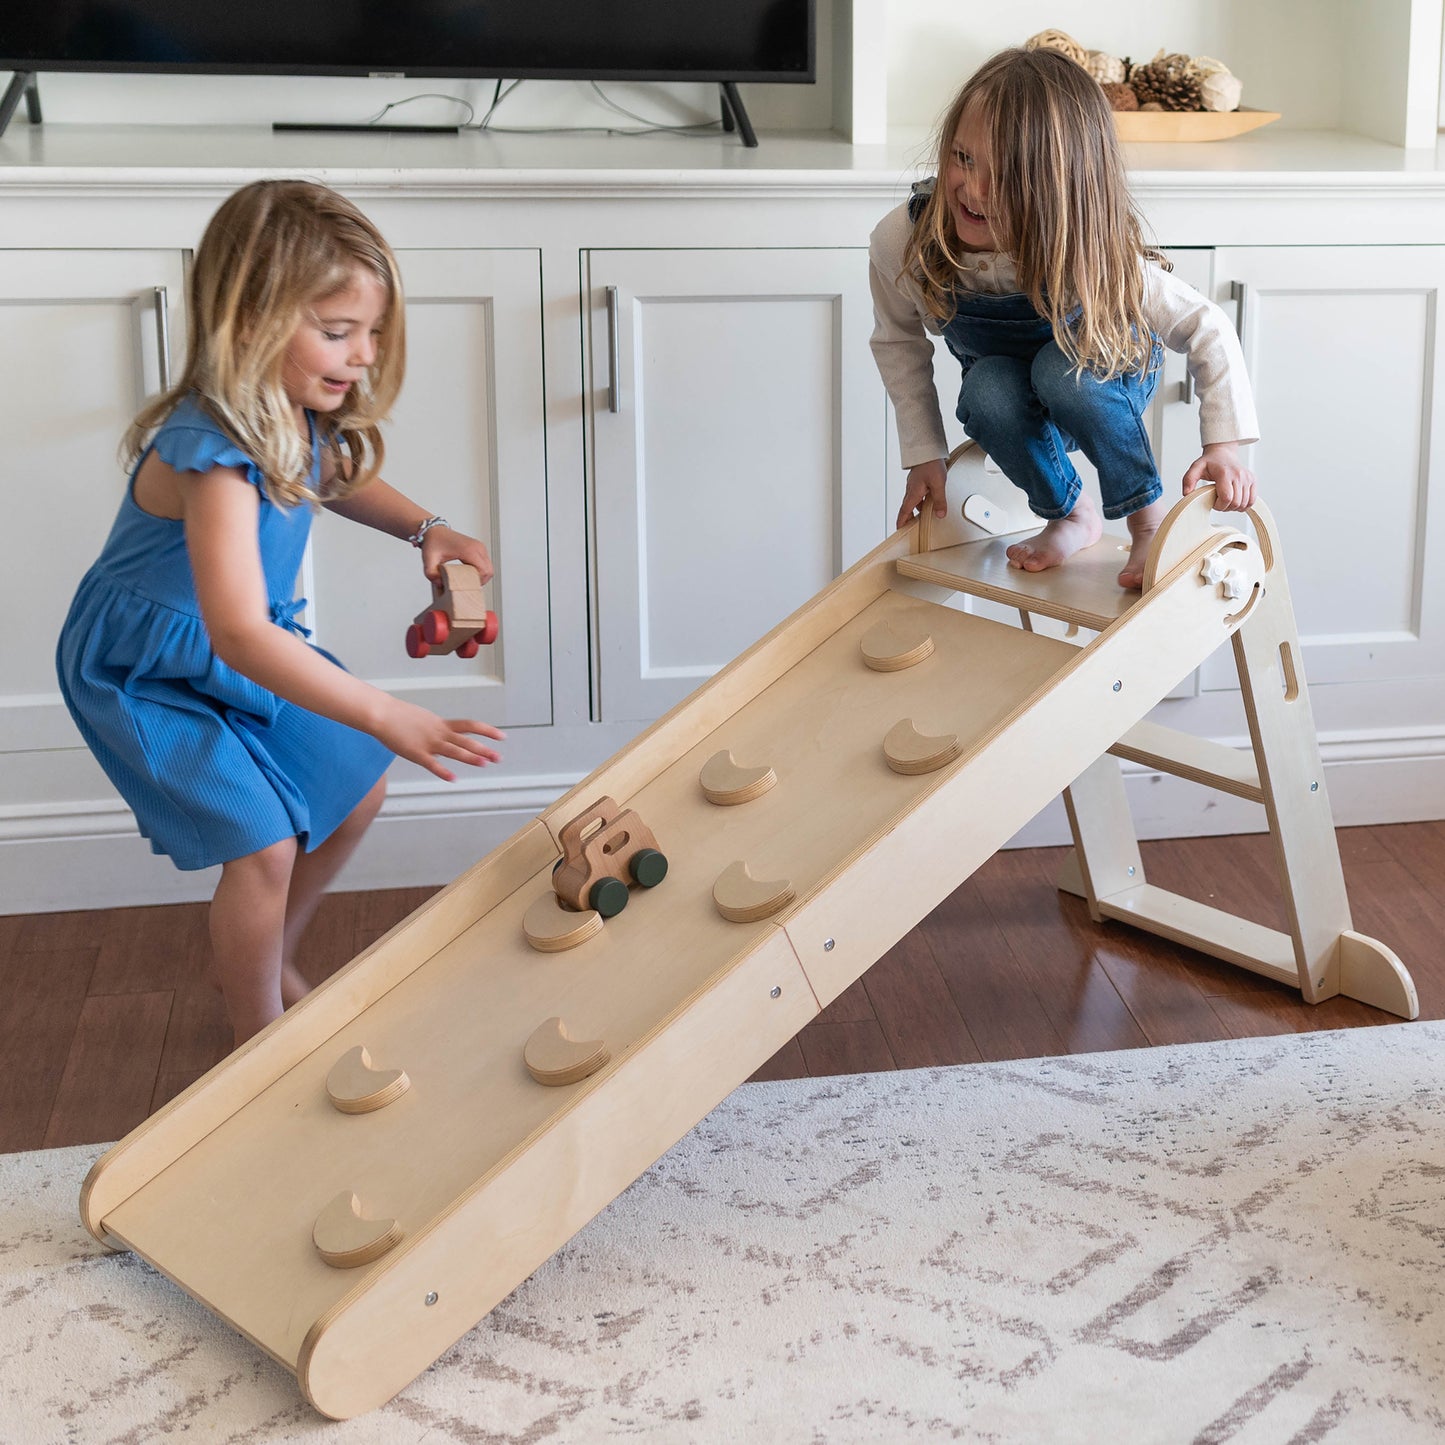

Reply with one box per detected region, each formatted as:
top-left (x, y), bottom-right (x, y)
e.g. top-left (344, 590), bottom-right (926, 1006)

top-left (1199, 554), bottom-right (1230, 585)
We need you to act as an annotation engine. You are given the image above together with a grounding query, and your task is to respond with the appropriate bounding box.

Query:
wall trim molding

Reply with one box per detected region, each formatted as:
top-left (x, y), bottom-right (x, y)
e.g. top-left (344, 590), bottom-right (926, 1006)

top-left (5, 733), bottom-right (1443, 916)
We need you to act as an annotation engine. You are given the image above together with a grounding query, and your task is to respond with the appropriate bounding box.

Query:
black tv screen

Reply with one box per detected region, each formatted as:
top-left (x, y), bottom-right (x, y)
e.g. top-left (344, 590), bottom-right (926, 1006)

top-left (0, 1), bottom-right (815, 83)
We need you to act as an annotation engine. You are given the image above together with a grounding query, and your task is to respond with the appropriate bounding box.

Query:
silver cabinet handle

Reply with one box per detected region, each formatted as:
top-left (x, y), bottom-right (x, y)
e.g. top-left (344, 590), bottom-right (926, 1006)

top-left (153, 285), bottom-right (173, 391)
top-left (1230, 279), bottom-right (1250, 350)
top-left (1180, 370), bottom-right (1195, 405)
top-left (605, 284), bottom-right (620, 413)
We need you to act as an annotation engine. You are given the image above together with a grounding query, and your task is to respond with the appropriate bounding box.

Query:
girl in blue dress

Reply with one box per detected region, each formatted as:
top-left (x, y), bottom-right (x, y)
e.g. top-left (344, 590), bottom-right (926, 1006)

top-left (57, 180), bottom-right (505, 1048)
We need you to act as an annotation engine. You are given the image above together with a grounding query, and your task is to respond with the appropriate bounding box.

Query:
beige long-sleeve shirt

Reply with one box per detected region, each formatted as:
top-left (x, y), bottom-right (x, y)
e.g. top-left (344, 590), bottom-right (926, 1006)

top-left (868, 200), bottom-right (1260, 470)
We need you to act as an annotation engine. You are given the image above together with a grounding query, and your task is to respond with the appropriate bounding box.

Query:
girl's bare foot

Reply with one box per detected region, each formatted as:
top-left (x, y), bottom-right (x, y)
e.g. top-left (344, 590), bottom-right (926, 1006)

top-left (1006, 491), bottom-right (1103, 573)
top-left (1117, 499), bottom-right (1169, 590)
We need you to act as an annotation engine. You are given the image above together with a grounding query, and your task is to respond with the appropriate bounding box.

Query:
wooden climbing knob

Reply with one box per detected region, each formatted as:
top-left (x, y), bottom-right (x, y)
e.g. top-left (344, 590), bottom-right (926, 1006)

top-left (699, 749), bottom-right (777, 806)
top-left (524, 1016), bottom-right (611, 1086)
top-left (524, 892), bottom-right (604, 953)
top-left (712, 860), bottom-right (795, 923)
top-left (325, 1045), bottom-right (410, 1115)
top-left (312, 1190), bottom-right (402, 1269)
top-left (860, 617), bottom-right (935, 672)
top-left (883, 718), bottom-right (961, 775)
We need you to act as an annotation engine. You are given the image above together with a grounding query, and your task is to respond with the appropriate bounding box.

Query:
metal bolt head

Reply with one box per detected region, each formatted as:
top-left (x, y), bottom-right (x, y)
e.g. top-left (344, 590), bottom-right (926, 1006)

top-left (823, 938), bottom-right (835, 951)
top-left (1310, 781), bottom-right (1319, 792)
top-left (770, 986), bottom-right (781, 999)
top-left (1127, 865), bottom-right (1136, 877)
top-left (1112, 680), bottom-right (1122, 693)
top-left (425, 1292), bottom-right (439, 1306)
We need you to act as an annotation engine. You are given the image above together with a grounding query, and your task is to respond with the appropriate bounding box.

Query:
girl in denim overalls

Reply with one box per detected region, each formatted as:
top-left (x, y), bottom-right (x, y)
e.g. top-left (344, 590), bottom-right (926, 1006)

top-left (869, 47), bottom-right (1259, 589)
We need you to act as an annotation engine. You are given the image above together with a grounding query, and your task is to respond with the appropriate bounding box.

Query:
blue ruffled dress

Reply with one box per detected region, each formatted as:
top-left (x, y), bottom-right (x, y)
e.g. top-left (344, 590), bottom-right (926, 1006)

top-left (56, 396), bottom-right (393, 871)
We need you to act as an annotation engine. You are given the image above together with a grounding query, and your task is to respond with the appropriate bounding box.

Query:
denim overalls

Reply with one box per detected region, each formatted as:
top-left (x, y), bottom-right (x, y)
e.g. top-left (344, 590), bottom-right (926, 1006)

top-left (912, 182), bottom-right (1164, 521)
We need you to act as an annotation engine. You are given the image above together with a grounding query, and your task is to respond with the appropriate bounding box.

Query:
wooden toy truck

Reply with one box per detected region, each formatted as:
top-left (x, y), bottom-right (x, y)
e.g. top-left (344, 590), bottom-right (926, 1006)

top-left (550, 795), bottom-right (668, 917)
top-left (79, 448), bottom-right (1416, 1420)
top-left (405, 562), bottom-right (499, 659)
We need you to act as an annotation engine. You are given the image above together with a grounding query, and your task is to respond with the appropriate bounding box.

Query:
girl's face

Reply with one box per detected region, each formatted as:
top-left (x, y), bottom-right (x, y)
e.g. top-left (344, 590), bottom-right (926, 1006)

top-left (944, 106), bottom-right (999, 252)
top-left (281, 266), bottom-right (389, 418)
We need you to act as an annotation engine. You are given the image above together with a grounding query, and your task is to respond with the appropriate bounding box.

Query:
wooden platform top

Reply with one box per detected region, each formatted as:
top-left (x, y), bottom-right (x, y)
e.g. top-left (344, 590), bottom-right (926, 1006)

top-left (897, 532), bottom-right (1143, 633)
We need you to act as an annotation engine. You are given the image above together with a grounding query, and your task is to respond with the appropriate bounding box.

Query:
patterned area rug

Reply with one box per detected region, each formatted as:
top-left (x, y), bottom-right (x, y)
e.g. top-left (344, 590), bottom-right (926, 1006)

top-left (5, 1024), bottom-right (1445, 1443)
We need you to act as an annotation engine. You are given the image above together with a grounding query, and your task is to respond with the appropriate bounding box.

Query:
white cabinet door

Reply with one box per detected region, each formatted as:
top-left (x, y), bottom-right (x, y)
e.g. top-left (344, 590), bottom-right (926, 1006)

top-left (306, 249), bottom-right (550, 735)
top-left (1206, 245), bottom-right (1445, 689)
top-left (586, 248), bottom-right (884, 723)
top-left (0, 250), bottom-right (186, 805)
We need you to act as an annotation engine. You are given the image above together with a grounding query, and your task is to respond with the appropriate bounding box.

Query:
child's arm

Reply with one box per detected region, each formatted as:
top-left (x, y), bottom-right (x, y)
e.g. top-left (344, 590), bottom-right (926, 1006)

top-left (1145, 265), bottom-right (1259, 511)
top-left (185, 467), bottom-right (503, 781)
top-left (869, 206), bottom-right (951, 526)
top-left (324, 477), bottom-right (494, 585)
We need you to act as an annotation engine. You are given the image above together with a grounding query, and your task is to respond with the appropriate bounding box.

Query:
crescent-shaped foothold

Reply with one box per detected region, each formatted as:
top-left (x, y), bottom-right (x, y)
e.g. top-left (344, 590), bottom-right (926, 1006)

top-left (325, 1045), bottom-right (410, 1115)
top-left (712, 860), bottom-right (796, 923)
top-left (312, 1190), bottom-right (403, 1269)
top-left (860, 617), bottom-right (935, 672)
top-left (524, 1016), bottom-right (611, 1086)
top-left (523, 892), bottom-right (605, 953)
top-left (699, 749), bottom-right (778, 805)
top-left (883, 718), bottom-right (961, 775)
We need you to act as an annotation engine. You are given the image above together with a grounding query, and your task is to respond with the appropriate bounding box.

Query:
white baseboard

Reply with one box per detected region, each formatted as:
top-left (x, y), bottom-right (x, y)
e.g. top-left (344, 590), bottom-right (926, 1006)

top-left (3, 743), bottom-right (1443, 916)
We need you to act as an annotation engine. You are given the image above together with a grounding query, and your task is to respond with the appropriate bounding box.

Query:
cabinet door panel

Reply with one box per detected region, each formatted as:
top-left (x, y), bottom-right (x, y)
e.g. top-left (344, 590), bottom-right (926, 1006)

top-left (306, 249), bottom-right (550, 732)
top-left (0, 250), bottom-right (186, 758)
top-left (1206, 246), bottom-right (1445, 688)
top-left (587, 249), bottom-right (883, 723)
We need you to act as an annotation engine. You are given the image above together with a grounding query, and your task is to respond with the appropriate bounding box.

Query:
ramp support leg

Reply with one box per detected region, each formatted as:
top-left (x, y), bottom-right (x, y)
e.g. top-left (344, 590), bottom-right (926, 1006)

top-left (1060, 527), bottom-right (1417, 1019)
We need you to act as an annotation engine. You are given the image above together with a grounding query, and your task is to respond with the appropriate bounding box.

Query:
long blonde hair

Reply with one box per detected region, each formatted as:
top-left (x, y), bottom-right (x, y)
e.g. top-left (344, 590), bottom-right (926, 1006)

top-left (125, 179), bottom-right (405, 507)
top-left (902, 47), bottom-right (1166, 379)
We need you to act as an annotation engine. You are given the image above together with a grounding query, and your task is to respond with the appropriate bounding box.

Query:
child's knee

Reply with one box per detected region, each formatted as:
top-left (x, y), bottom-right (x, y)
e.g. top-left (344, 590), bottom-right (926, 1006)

top-left (958, 355), bottom-right (1031, 435)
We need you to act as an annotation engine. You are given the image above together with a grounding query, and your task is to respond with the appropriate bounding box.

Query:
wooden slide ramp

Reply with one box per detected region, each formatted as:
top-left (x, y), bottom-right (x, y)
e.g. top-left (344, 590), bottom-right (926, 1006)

top-left (79, 458), bottom-right (1416, 1419)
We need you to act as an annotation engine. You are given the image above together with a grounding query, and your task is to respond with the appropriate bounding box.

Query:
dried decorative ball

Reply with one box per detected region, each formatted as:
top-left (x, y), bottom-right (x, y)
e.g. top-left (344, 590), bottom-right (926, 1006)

top-left (1191, 55), bottom-right (1231, 78)
top-left (1130, 50), bottom-right (1203, 112)
top-left (1101, 82), bottom-right (1139, 112)
top-left (1024, 29), bottom-right (1088, 67)
top-left (1140, 101), bottom-right (1165, 112)
top-left (1199, 69), bottom-right (1243, 113)
top-left (1086, 50), bottom-right (1127, 86)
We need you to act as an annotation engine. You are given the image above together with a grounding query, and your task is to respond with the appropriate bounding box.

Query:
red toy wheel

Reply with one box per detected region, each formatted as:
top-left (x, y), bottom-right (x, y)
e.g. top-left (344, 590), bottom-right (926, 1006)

top-left (479, 611), bottom-right (500, 646)
top-left (457, 636), bottom-right (481, 659)
top-left (405, 624), bottom-right (430, 659)
top-left (422, 608), bottom-right (450, 646)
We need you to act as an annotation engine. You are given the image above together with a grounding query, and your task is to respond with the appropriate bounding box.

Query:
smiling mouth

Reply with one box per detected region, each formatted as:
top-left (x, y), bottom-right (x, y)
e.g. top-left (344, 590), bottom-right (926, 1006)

top-left (958, 201), bottom-right (988, 225)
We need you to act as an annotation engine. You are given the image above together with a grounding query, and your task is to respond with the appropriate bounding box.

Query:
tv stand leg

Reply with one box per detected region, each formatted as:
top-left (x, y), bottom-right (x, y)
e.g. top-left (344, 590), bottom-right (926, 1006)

top-left (718, 82), bottom-right (758, 148)
top-left (0, 72), bottom-right (40, 141)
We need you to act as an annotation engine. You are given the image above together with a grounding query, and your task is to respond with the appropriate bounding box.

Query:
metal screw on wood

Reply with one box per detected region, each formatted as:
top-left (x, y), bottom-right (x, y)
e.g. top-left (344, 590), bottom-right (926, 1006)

top-left (770, 986), bottom-right (781, 998)
top-left (1310, 781), bottom-right (1319, 791)
top-left (1112, 680), bottom-right (1122, 692)
top-left (425, 1292), bottom-right (439, 1306)
top-left (823, 938), bottom-right (835, 951)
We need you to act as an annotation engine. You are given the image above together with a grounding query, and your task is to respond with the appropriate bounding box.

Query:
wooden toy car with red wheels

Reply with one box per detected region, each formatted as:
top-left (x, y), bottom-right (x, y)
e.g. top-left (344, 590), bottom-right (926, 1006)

top-left (406, 562), bottom-right (499, 659)
top-left (552, 795), bottom-right (668, 918)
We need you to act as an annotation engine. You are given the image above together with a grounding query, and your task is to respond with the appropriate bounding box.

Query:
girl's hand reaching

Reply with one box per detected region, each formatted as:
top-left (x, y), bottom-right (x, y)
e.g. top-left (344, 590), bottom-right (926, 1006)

top-left (1183, 442), bottom-right (1257, 512)
top-left (421, 524), bottom-right (494, 586)
top-left (897, 458), bottom-right (950, 529)
top-left (374, 696), bottom-right (505, 782)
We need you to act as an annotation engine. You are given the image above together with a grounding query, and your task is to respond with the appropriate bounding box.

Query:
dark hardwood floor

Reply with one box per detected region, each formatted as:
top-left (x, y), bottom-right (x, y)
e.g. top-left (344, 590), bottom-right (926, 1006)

top-left (4, 821), bottom-right (1443, 1152)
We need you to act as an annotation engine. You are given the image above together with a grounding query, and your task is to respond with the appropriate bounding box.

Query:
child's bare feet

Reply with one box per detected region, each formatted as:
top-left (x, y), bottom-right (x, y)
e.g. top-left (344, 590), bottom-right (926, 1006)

top-left (1006, 491), bottom-right (1103, 573)
top-left (1117, 499), bottom-right (1169, 590)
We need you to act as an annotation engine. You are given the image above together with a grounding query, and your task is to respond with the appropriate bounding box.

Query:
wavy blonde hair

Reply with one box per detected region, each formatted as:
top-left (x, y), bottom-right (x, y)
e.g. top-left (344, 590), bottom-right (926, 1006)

top-left (125, 179), bottom-right (405, 507)
top-left (902, 47), bottom-right (1167, 380)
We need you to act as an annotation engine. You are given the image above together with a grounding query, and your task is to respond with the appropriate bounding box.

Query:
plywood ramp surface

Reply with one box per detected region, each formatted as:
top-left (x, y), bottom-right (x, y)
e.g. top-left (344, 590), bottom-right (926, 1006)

top-left (102, 589), bottom-right (1078, 1369)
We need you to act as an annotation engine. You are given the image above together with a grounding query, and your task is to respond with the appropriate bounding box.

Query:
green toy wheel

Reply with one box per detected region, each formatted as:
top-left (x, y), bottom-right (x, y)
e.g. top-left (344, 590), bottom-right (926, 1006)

top-left (589, 877), bottom-right (629, 918)
top-left (630, 848), bottom-right (668, 888)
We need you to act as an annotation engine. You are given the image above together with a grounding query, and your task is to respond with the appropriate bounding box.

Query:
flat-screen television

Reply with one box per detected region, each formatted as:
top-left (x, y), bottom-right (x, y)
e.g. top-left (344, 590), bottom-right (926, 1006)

top-left (0, 2), bottom-right (816, 84)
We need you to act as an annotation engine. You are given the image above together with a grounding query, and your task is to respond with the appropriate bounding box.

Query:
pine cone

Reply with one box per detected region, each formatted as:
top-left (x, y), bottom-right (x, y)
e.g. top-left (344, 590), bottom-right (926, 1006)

top-left (1101, 82), bottom-right (1139, 112)
top-left (1130, 51), bottom-right (1203, 112)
